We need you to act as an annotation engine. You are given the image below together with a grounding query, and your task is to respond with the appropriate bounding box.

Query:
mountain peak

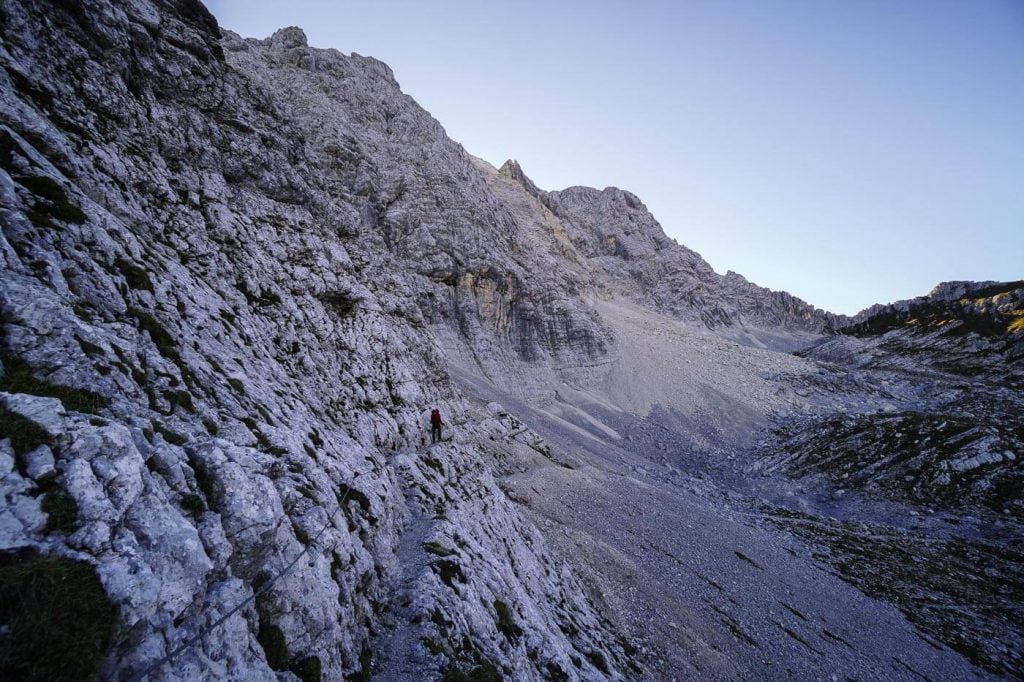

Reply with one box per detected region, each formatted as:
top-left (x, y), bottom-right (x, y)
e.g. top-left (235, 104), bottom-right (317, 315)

top-left (498, 158), bottom-right (542, 198)
top-left (268, 26), bottom-right (307, 48)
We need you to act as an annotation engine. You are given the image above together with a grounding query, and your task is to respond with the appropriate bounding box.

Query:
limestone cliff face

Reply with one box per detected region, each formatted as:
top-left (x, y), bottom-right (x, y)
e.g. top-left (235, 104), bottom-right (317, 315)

top-left (501, 163), bottom-right (841, 337)
top-left (220, 31), bottom-right (613, 400)
top-left (0, 2), bottom-right (628, 679)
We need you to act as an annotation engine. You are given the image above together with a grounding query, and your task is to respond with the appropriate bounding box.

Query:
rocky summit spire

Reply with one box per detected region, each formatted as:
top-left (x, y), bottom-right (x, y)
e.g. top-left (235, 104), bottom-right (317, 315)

top-left (498, 158), bottom-right (543, 198)
top-left (268, 26), bottom-right (307, 48)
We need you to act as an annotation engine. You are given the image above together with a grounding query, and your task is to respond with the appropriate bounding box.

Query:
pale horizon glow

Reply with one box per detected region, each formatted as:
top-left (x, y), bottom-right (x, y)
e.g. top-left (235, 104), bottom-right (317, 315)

top-left (206, 0), bottom-right (1024, 316)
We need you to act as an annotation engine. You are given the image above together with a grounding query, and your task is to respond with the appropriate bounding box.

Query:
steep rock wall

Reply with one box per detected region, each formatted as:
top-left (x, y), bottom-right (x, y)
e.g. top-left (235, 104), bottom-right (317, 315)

top-left (0, 1), bottom-right (628, 679)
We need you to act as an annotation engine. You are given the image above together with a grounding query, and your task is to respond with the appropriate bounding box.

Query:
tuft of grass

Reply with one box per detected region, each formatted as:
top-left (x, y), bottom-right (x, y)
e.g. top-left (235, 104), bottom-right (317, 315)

top-left (180, 493), bottom-right (206, 518)
top-left (114, 258), bottom-right (153, 293)
top-left (0, 406), bottom-right (52, 468)
top-left (0, 356), bottom-right (110, 414)
top-left (41, 487), bottom-right (78, 535)
top-left (257, 621), bottom-right (289, 671)
top-left (423, 541), bottom-right (456, 557)
top-left (493, 600), bottom-right (523, 644)
top-left (0, 548), bottom-right (119, 682)
top-left (164, 389), bottom-right (195, 414)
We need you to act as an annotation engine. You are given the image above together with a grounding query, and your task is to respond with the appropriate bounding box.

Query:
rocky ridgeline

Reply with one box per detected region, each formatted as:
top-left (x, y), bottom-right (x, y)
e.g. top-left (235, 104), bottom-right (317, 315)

top-left (814, 280), bottom-right (1024, 387)
top-left (0, 1), bottom-right (634, 679)
top-left (500, 160), bottom-right (841, 338)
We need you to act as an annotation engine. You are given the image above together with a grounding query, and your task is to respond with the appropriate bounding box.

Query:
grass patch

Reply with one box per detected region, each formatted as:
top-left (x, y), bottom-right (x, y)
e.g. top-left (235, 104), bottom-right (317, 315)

top-left (493, 599), bottom-right (523, 644)
top-left (0, 548), bottom-right (118, 682)
top-left (257, 621), bottom-right (289, 671)
top-left (0, 356), bottom-right (110, 413)
top-left (0, 405), bottom-right (51, 465)
top-left (163, 389), bottom-right (195, 413)
top-left (41, 487), bottom-right (78, 535)
top-left (423, 541), bottom-right (456, 557)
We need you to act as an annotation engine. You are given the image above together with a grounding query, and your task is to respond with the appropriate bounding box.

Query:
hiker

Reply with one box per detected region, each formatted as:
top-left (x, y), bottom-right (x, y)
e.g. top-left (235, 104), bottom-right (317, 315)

top-left (430, 408), bottom-right (444, 443)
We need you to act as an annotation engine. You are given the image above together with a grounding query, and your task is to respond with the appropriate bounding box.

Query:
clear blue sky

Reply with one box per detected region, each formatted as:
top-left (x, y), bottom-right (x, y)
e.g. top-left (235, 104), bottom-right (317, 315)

top-left (206, 0), bottom-right (1024, 315)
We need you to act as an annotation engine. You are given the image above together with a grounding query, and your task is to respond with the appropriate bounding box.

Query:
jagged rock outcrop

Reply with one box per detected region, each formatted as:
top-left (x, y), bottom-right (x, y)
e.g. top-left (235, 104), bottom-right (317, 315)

top-left (848, 279), bottom-right (1005, 325)
top-left (760, 281), bottom-right (1024, 676)
top-left (814, 280), bottom-right (1024, 386)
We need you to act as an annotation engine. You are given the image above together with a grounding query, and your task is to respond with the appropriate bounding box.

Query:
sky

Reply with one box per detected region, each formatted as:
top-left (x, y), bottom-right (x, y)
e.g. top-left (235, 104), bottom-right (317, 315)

top-left (206, 0), bottom-right (1024, 315)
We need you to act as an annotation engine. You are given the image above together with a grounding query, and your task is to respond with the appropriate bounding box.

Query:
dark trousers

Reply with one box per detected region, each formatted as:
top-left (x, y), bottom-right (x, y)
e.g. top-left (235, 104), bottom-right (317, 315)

top-left (431, 424), bottom-right (442, 443)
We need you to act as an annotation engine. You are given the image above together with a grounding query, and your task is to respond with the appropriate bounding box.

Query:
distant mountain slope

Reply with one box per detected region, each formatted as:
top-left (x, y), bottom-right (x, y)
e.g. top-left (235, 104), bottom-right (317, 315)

top-left (816, 280), bottom-right (1024, 387)
top-left (498, 160), bottom-right (840, 342)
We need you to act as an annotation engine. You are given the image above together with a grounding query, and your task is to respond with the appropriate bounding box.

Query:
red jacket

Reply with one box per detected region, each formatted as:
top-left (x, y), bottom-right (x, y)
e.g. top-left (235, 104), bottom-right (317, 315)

top-left (430, 410), bottom-right (442, 426)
